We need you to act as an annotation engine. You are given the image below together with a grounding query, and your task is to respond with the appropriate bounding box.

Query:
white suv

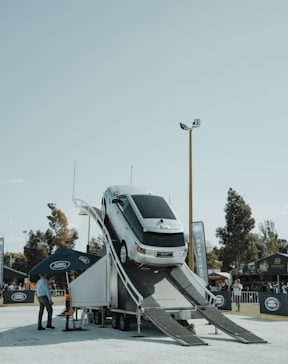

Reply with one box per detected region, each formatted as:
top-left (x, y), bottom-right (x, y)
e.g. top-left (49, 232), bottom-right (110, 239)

top-left (101, 185), bottom-right (187, 267)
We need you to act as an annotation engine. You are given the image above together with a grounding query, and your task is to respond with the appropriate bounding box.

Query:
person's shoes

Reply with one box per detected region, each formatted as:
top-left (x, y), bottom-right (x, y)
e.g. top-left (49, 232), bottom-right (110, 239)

top-left (46, 325), bottom-right (55, 329)
top-left (38, 327), bottom-right (45, 330)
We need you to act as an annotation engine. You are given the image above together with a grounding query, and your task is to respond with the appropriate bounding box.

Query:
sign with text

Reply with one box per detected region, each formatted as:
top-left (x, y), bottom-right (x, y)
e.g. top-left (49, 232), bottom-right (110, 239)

top-left (192, 221), bottom-right (208, 285)
top-left (0, 237), bottom-right (4, 287)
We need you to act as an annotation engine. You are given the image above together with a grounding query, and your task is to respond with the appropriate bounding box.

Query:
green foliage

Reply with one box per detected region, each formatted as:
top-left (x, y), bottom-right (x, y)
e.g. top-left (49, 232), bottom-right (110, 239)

top-left (258, 220), bottom-right (288, 256)
top-left (216, 188), bottom-right (256, 270)
top-left (87, 235), bottom-right (105, 254)
top-left (46, 203), bottom-right (78, 254)
top-left (206, 243), bottom-right (222, 269)
top-left (24, 230), bottom-right (49, 273)
top-left (4, 252), bottom-right (26, 272)
top-left (214, 189), bottom-right (288, 271)
top-left (23, 204), bottom-right (79, 273)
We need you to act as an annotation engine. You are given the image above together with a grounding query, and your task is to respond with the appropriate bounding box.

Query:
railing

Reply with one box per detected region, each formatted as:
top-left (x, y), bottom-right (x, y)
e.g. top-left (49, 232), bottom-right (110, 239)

top-left (51, 289), bottom-right (66, 297)
top-left (231, 291), bottom-right (259, 303)
top-left (73, 198), bottom-right (144, 307)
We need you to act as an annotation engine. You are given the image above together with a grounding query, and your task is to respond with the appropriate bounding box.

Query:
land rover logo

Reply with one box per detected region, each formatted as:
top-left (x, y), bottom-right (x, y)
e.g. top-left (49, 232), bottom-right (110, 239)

top-left (11, 292), bottom-right (27, 302)
top-left (264, 297), bottom-right (280, 312)
top-left (49, 261), bottom-right (71, 270)
top-left (79, 256), bottom-right (90, 264)
top-left (215, 295), bottom-right (225, 307)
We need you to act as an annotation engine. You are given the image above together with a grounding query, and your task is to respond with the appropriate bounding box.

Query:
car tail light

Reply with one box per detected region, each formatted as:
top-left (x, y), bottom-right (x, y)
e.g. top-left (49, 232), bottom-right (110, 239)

top-left (135, 243), bottom-right (146, 255)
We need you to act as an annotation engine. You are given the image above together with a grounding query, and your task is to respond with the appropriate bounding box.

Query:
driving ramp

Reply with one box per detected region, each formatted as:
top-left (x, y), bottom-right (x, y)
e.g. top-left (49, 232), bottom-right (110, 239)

top-left (169, 266), bottom-right (267, 344)
top-left (142, 296), bottom-right (207, 346)
top-left (123, 264), bottom-right (207, 346)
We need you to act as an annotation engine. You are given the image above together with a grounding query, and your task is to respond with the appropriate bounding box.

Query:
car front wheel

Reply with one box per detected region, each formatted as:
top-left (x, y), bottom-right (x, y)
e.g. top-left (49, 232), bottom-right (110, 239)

top-left (120, 242), bottom-right (128, 265)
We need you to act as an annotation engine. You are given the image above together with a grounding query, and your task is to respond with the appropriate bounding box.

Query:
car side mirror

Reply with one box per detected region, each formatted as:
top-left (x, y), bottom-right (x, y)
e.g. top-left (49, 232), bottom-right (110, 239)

top-left (112, 198), bottom-right (124, 207)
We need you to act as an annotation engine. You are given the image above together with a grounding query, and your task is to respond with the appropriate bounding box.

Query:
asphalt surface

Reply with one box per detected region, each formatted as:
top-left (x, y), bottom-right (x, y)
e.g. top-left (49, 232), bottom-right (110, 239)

top-left (0, 305), bottom-right (287, 364)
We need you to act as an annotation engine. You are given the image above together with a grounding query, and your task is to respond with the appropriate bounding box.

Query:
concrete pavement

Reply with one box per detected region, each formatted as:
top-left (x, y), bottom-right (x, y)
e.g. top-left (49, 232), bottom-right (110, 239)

top-left (0, 304), bottom-right (287, 364)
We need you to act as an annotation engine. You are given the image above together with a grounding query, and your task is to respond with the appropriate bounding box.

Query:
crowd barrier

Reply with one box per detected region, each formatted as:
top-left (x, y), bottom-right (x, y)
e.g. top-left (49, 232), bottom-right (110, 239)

top-left (1, 289), bottom-right (66, 305)
top-left (239, 291), bottom-right (259, 303)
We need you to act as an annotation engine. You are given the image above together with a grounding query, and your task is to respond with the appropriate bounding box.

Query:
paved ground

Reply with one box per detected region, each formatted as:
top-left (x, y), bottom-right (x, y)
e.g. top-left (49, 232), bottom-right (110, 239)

top-left (0, 304), bottom-right (287, 364)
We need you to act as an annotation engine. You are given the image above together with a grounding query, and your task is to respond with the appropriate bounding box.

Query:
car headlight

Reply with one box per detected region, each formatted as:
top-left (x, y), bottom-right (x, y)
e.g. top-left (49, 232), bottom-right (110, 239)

top-left (135, 243), bottom-right (146, 255)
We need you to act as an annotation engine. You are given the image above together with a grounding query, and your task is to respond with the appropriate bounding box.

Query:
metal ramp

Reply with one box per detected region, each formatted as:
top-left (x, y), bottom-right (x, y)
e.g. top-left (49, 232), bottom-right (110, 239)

top-left (123, 265), bottom-right (207, 346)
top-left (73, 200), bottom-right (207, 345)
top-left (169, 267), bottom-right (267, 344)
top-left (143, 297), bottom-right (207, 346)
top-left (73, 199), bottom-right (266, 345)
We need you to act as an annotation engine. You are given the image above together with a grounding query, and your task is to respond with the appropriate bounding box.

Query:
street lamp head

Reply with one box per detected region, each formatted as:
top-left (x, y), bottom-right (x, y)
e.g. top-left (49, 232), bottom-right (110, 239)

top-left (180, 120), bottom-right (201, 131)
top-left (79, 209), bottom-right (88, 216)
top-left (193, 119), bottom-right (201, 127)
top-left (179, 122), bottom-right (189, 130)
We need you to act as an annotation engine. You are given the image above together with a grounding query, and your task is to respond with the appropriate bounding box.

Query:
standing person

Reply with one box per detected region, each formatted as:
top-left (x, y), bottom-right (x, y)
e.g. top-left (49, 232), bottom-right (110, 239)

top-left (35, 274), bottom-right (55, 330)
top-left (232, 279), bottom-right (243, 312)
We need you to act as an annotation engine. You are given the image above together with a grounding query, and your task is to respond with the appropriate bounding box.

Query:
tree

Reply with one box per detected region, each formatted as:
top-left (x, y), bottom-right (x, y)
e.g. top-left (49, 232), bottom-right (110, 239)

top-left (87, 235), bottom-right (105, 254)
top-left (258, 219), bottom-right (288, 255)
top-left (24, 230), bottom-right (49, 273)
top-left (24, 204), bottom-right (79, 272)
top-left (46, 203), bottom-right (78, 254)
top-left (4, 252), bottom-right (26, 272)
top-left (216, 188), bottom-right (256, 270)
top-left (206, 243), bottom-right (222, 269)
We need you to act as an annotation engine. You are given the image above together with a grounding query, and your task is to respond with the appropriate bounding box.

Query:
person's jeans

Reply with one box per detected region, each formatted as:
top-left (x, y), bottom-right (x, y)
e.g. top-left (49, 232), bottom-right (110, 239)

top-left (38, 296), bottom-right (53, 328)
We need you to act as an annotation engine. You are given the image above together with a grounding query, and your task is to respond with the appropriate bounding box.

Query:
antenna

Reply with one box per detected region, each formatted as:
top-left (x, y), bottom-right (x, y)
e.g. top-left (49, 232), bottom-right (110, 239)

top-left (130, 165), bottom-right (133, 186)
top-left (72, 161), bottom-right (76, 203)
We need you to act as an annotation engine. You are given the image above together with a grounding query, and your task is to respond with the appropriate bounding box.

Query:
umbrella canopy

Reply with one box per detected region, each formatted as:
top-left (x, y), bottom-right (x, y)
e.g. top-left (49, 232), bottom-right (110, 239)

top-left (28, 248), bottom-right (100, 276)
top-left (208, 272), bottom-right (231, 281)
top-left (208, 272), bottom-right (227, 281)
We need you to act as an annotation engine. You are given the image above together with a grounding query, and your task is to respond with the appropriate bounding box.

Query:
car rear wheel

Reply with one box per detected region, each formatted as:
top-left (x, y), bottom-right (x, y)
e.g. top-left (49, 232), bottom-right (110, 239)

top-left (120, 242), bottom-right (128, 265)
top-left (101, 199), bottom-right (106, 221)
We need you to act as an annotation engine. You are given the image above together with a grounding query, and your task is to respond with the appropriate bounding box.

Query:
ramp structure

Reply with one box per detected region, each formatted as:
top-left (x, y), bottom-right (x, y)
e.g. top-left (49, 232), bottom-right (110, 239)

top-left (70, 199), bottom-right (267, 346)
top-left (169, 266), bottom-right (267, 344)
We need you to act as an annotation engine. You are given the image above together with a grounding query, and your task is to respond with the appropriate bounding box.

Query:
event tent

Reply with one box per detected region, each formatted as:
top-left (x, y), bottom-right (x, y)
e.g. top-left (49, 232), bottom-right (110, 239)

top-left (241, 253), bottom-right (288, 275)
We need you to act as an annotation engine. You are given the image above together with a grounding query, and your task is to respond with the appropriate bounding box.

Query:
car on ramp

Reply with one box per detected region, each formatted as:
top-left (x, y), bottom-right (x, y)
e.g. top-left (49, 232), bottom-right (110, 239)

top-left (101, 185), bottom-right (187, 267)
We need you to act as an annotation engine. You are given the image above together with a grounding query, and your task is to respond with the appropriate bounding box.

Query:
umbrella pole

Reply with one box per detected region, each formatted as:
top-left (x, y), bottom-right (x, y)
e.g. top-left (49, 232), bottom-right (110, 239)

top-left (64, 272), bottom-right (73, 331)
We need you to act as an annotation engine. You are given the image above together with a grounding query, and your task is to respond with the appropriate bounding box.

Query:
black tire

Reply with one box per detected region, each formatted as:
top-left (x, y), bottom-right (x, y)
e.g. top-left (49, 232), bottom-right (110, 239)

top-left (119, 314), bottom-right (130, 331)
top-left (94, 310), bottom-right (102, 325)
top-left (119, 242), bottom-right (128, 265)
top-left (101, 199), bottom-right (107, 221)
top-left (111, 313), bottom-right (119, 329)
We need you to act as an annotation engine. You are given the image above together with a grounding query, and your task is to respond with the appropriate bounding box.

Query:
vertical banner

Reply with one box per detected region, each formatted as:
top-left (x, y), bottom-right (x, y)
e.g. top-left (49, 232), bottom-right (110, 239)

top-left (0, 237), bottom-right (4, 288)
top-left (192, 221), bottom-right (208, 285)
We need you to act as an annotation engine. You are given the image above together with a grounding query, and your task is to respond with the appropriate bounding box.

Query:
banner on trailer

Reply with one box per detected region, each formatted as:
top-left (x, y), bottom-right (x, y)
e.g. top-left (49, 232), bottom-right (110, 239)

top-left (192, 221), bottom-right (208, 285)
top-left (0, 237), bottom-right (4, 288)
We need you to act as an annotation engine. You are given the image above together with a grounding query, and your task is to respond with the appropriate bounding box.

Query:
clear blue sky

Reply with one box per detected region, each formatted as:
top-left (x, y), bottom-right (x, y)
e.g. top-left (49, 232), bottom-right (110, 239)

top-left (1, 1), bottom-right (288, 254)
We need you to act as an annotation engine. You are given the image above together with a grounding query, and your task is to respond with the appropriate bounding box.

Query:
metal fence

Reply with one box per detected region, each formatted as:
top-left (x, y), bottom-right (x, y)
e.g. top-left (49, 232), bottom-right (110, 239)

top-left (232, 291), bottom-right (259, 303)
top-left (51, 289), bottom-right (66, 297)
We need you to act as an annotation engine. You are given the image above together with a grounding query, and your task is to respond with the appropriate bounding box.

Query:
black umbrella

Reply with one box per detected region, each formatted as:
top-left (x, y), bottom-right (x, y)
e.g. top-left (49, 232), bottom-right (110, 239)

top-left (28, 248), bottom-right (99, 276)
top-left (28, 248), bottom-right (99, 332)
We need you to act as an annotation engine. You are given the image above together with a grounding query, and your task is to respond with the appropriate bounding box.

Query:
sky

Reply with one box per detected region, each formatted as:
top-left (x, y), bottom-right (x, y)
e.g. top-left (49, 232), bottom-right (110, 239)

top-left (1, 0), bottom-right (288, 254)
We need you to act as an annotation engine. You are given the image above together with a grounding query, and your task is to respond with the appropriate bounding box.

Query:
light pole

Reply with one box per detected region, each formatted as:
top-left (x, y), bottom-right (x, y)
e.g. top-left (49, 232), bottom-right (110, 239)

top-left (180, 119), bottom-right (200, 271)
top-left (79, 210), bottom-right (91, 251)
top-left (23, 230), bottom-right (27, 244)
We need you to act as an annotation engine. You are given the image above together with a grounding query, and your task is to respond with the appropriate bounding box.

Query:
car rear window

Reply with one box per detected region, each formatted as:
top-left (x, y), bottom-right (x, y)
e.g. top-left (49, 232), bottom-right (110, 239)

top-left (143, 232), bottom-right (185, 247)
top-left (131, 195), bottom-right (176, 219)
